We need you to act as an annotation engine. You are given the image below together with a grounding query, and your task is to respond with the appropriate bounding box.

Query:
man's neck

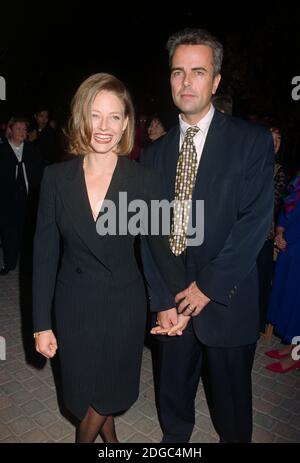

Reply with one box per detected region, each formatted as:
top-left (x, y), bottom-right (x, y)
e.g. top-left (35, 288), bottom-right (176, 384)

top-left (181, 104), bottom-right (212, 125)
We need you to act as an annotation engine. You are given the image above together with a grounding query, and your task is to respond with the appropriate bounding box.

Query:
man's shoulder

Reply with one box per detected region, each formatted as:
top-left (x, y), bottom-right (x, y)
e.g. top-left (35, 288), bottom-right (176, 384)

top-left (225, 113), bottom-right (270, 140)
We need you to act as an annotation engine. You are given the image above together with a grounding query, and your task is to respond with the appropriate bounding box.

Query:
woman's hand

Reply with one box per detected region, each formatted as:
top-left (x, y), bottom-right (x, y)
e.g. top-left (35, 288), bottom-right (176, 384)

top-left (35, 330), bottom-right (58, 359)
top-left (151, 313), bottom-right (191, 336)
top-left (150, 308), bottom-right (178, 335)
top-left (166, 314), bottom-right (191, 336)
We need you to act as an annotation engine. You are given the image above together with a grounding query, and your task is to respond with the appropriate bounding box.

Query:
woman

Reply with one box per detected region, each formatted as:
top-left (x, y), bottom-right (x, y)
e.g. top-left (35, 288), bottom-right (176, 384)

top-left (265, 170), bottom-right (300, 373)
top-left (32, 73), bottom-right (187, 443)
top-left (256, 122), bottom-right (287, 332)
top-left (0, 117), bottom-right (44, 275)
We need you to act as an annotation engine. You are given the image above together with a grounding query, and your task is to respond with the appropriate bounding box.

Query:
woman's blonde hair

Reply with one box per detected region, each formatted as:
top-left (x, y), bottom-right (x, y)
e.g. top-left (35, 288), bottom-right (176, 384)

top-left (68, 73), bottom-right (135, 156)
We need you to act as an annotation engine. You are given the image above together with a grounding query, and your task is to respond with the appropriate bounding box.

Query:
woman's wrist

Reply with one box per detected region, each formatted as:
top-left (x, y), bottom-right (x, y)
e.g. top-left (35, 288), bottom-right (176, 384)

top-left (33, 329), bottom-right (52, 338)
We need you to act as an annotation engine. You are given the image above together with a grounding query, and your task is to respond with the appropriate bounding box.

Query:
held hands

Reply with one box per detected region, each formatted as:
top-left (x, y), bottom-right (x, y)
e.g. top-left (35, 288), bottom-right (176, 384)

top-left (35, 330), bottom-right (58, 359)
top-left (150, 308), bottom-right (191, 337)
top-left (175, 281), bottom-right (210, 317)
top-left (150, 282), bottom-right (210, 337)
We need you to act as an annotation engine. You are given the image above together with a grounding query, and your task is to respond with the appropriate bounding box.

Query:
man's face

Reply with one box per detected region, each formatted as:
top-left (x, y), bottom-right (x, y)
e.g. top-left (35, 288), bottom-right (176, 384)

top-left (170, 44), bottom-right (221, 124)
top-left (35, 110), bottom-right (49, 129)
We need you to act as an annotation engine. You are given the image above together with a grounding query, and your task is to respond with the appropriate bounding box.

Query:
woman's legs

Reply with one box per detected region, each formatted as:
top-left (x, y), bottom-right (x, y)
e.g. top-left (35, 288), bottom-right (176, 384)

top-left (99, 415), bottom-right (118, 443)
top-left (76, 406), bottom-right (118, 443)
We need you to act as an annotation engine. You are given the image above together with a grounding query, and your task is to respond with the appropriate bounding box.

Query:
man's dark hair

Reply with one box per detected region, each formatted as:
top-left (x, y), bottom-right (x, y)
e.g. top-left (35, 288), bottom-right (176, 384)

top-left (166, 28), bottom-right (223, 77)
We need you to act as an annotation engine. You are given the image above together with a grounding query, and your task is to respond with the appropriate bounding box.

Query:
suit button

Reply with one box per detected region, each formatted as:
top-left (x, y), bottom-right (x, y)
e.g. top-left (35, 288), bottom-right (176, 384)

top-left (76, 267), bottom-right (82, 274)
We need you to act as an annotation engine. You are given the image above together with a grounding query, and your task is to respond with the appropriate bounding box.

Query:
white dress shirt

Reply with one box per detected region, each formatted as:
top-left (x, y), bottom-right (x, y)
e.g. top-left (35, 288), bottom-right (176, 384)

top-left (9, 141), bottom-right (29, 194)
top-left (179, 104), bottom-right (215, 168)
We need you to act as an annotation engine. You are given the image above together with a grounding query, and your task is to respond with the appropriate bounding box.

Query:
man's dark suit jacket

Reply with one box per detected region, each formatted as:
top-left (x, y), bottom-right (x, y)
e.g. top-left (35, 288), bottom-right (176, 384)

top-left (141, 110), bottom-right (274, 347)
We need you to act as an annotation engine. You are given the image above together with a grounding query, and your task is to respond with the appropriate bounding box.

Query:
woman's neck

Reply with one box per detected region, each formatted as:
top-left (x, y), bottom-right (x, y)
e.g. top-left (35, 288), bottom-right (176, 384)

top-left (84, 152), bottom-right (118, 175)
top-left (10, 138), bottom-right (23, 147)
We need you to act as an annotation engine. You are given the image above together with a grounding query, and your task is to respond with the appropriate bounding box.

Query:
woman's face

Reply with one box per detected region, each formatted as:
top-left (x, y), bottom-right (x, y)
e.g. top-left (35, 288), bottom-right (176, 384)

top-left (9, 122), bottom-right (27, 145)
top-left (271, 128), bottom-right (281, 154)
top-left (148, 118), bottom-right (165, 141)
top-left (90, 90), bottom-right (128, 155)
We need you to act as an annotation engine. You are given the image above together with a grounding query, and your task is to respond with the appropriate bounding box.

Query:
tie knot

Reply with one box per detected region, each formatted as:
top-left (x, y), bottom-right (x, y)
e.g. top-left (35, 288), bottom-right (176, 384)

top-left (185, 126), bottom-right (200, 139)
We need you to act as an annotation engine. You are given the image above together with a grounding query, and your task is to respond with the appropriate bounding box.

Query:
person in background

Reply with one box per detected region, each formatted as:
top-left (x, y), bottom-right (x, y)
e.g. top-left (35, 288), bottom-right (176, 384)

top-left (0, 117), bottom-right (44, 275)
top-left (0, 119), bottom-right (7, 143)
top-left (211, 94), bottom-right (233, 115)
top-left (129, 111), bottom-right (148, 160)
top-left (265, 169), bottom-right (300, 373)
top-left (28, 107), bottom-right (58, 164)
top-left (147, 114), bottom-right (167, 142)
top-left (257, 120), bottom-right (287, 333)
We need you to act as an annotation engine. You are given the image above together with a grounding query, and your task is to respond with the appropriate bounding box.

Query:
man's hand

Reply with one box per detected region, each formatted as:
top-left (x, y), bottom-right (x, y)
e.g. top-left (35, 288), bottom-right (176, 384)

top-left (175, 281), bottom-right (210, 317)
top-left (150, 308), bottom-right (178, 335)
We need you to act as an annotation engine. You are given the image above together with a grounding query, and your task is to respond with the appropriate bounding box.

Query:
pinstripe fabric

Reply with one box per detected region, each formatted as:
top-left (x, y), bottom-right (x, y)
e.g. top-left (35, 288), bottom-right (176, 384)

top-left (32, 156), bottom-right (185, 419)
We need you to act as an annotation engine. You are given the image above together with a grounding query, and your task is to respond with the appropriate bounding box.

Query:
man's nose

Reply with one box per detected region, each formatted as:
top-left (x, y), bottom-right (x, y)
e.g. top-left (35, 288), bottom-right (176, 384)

top-left (183, 75), bottom-right (191, 87)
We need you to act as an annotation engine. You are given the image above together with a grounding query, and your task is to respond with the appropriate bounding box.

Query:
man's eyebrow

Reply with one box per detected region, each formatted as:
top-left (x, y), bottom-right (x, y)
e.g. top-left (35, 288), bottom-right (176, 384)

top-left (170, 66), bottom-right (208, 72)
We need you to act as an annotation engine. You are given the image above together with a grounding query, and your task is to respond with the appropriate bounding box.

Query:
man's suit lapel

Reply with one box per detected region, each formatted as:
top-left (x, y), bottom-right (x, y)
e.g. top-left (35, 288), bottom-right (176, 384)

top-left (193, 110), bottom-right (227, 199)
top-left (163, 113), bottom-right (228, 201)
top-left (162, 126), bottom-right (180, 200)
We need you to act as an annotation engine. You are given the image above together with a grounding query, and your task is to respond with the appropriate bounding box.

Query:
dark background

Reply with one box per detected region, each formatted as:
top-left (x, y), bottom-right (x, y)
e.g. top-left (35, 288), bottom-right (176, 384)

top-left (0, 1), bottom-right (299, 130)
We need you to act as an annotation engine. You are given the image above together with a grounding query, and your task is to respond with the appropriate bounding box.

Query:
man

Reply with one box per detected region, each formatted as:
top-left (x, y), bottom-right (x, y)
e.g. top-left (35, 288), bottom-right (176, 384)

top-left (140, 28), bottom-right (274, 443)
top-left (28, 108), bottom-right (58, 164)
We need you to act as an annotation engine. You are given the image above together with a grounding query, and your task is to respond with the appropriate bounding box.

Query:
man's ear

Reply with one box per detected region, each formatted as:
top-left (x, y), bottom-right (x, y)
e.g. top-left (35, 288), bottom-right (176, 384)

top-left (212, 74), bottom-right (221, 95)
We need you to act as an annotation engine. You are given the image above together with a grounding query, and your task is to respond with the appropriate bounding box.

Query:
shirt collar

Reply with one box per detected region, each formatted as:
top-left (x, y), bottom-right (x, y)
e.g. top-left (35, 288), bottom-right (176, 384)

top-left (179, 104), bottom-right (215, 137)
top-left (9, 140), bottom-right (24, 151)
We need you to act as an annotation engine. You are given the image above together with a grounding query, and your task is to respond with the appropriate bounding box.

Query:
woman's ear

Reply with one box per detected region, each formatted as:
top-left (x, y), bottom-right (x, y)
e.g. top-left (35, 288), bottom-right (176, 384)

top-left (122, 116), bottom-right (128, 133)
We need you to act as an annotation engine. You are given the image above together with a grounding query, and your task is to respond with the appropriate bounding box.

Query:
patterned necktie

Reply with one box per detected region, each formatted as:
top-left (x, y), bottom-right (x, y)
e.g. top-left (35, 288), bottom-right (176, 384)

top-left (169, 126), bottom-right (200, 256)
